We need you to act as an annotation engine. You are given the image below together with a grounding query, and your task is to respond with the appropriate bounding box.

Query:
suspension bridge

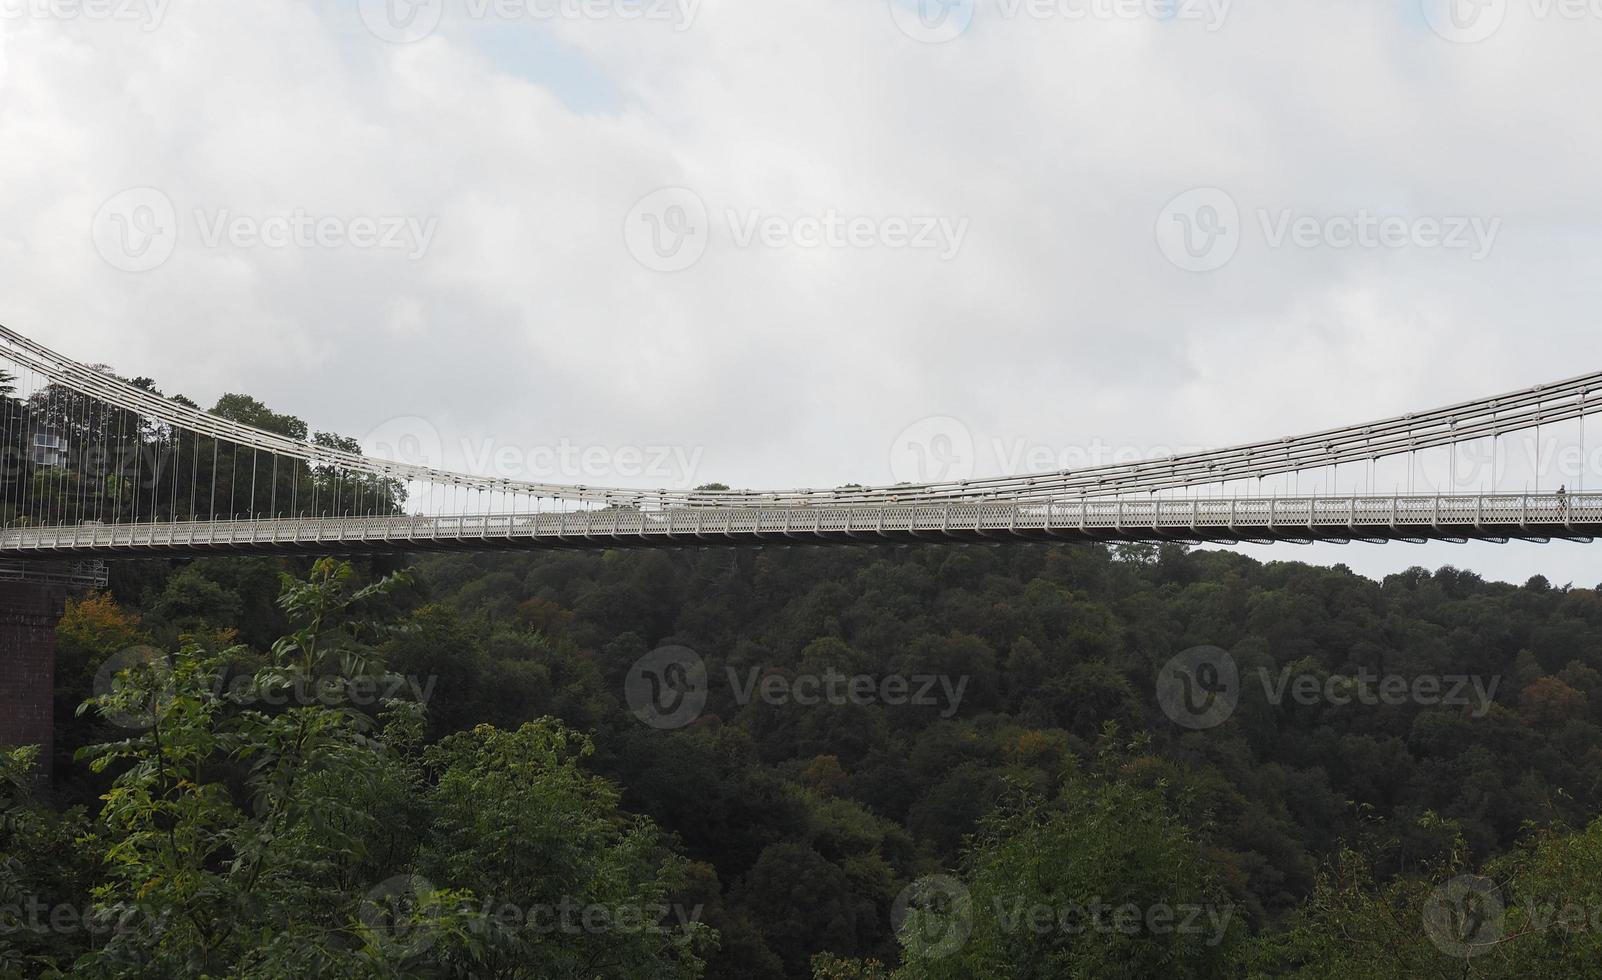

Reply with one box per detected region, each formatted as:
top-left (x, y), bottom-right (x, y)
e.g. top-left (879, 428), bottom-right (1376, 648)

top-left (0, 323), bottom-right (1595, 566)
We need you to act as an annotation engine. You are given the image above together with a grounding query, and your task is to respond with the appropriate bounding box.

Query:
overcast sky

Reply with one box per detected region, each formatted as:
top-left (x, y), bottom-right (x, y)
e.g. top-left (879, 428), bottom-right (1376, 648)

top-left (4, 0), bottom-right (1602, 585)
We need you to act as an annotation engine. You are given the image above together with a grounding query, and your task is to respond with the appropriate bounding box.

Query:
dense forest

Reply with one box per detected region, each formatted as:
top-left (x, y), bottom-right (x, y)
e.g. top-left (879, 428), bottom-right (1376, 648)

top-left (5, 389), bottom-right (1602, 977)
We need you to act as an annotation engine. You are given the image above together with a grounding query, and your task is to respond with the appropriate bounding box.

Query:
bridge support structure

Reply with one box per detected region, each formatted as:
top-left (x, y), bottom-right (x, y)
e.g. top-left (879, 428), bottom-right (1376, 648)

top-left (0, 580), bottom-right (68, 779)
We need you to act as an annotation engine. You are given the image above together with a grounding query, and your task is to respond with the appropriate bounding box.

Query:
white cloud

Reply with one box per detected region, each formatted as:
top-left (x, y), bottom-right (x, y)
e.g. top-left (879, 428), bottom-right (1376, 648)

top-left (3, 0), bottom-right (1601, 582)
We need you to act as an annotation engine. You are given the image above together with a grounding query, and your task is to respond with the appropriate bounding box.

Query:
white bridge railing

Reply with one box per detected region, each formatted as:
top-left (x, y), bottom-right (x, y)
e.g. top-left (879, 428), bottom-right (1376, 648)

top-left (0, 492), bottom-right (1594, 555)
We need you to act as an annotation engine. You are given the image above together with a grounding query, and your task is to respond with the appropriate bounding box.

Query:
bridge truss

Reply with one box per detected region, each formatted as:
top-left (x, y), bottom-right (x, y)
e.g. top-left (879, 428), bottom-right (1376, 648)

top-left (0, 324), bottom-right (1594, 556)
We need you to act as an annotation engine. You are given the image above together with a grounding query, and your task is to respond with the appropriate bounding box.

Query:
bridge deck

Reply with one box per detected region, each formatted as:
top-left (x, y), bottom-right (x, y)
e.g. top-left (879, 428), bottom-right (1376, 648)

top-left (0, 493), bottom-right (1593, 557)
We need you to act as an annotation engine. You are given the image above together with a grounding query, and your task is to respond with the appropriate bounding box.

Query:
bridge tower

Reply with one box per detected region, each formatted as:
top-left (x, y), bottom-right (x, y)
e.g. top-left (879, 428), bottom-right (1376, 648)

top-left (0, 580), bottom-right (66, 775)
top-left (0, 562), bottom-right (106, 779)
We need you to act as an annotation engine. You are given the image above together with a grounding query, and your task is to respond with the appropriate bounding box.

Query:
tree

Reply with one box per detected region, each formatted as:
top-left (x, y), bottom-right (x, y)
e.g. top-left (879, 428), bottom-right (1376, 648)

top-left (891, 775), bottom-right (1243, 979)
top-left (1253, 815), bottom-right (1602, 979)
top-left (34, 559), bottom-right (715, 979)
top-left (415, 722), bottom-right (713, 978)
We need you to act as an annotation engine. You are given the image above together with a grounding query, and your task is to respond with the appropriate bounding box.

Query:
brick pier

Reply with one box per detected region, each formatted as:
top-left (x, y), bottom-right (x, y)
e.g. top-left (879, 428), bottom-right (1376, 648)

top-left (0, 581), bottom-right (66, 776)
